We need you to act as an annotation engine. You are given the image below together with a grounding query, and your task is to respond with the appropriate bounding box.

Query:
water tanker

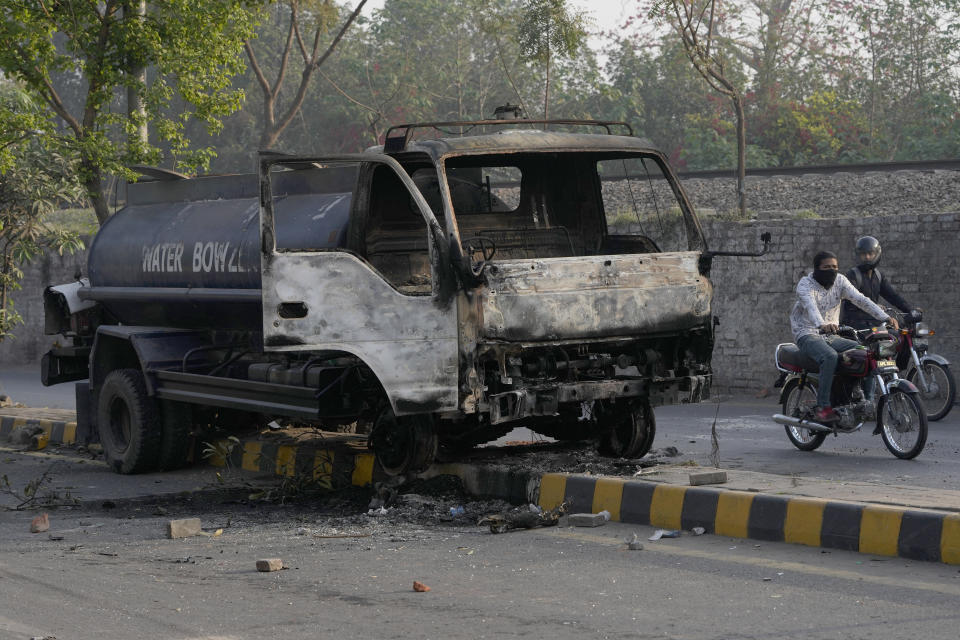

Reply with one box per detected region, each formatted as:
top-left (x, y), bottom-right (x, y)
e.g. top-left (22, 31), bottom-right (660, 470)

top-left (42, 115), bottom-right (768, 478)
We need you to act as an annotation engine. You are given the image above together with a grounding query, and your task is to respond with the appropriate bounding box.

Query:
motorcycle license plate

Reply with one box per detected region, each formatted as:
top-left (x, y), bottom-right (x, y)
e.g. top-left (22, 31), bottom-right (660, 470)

top-left (877, 359), bottom-right (897, 368)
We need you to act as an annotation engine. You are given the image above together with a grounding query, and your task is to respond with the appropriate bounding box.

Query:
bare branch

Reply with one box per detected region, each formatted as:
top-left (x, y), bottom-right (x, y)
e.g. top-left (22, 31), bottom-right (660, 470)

top-left (309, 0), bottom-right (368, 69)
top-left (266, 0), bottom-right (369, 147)
top-left (272, 2), bottom-right (298, 99)
top-left (318, 69), bottom-right (378, 113)
top-left (244, 41), bottom-right (272, 96)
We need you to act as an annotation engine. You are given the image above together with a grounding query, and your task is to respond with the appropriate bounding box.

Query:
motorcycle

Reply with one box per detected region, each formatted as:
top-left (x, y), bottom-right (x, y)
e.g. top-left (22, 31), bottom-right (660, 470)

top-left (897, 310), bottom-right (956, 421)
top-left (772, 325), bottom-right (928, 459)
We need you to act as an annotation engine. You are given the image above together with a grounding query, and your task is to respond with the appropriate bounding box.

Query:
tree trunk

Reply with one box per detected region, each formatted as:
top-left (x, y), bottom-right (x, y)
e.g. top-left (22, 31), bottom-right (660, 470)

top-left (260, 125), bottom-right (281, 151)
top-left (82, 158), bottom-right (111, 225)
top-left (544, 44), bottom-right (551, 124)
top-left (126, 0), bottom-right (148, 150)
top-left (733, 92), bottom-right (747, 217)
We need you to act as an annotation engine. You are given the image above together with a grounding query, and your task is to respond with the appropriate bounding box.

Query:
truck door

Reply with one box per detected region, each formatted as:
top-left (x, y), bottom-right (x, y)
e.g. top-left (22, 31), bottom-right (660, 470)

top-left (259, 154), bottom-right (459, 415)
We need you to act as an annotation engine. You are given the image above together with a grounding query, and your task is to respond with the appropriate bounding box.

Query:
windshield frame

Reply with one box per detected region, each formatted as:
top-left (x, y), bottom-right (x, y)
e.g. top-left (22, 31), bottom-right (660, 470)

top-left (434, 148), bottom-right (708, 262)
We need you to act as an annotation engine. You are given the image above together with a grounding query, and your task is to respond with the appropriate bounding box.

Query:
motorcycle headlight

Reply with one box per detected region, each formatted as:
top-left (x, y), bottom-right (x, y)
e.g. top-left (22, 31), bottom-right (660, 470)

top-left (915, 322), bottom-right (934, 336)
top-left (877, 340), bottom-right (897, 358)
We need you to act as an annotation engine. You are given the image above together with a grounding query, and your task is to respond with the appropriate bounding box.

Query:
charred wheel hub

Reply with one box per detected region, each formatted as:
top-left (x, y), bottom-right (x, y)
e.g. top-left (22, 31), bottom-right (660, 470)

top-left (370, 409), bottom-right (438, 476)
top-left (599, 400), bottom-right (656, 458)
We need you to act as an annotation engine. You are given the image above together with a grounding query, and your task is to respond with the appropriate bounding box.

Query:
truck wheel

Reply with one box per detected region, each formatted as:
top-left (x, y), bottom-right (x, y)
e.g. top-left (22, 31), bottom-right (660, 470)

top-left (158, 401), bottom-right (194, 470)
top-left (97, 369), bottom-right (161, 474)
top-left (370, 408), bottom-right (437, 476)
top-left (598, 401), bottom-right (656, 458)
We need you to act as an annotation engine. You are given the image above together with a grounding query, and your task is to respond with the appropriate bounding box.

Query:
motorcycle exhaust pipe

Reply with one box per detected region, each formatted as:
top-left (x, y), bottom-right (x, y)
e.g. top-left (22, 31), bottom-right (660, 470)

top-left (772, 414), bottom-right (834, 433)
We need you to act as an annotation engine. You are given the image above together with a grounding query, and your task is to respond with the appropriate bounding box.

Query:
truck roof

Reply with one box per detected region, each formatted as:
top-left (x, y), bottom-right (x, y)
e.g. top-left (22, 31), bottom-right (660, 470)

top-left (373, 130), bottom-right (661, 159)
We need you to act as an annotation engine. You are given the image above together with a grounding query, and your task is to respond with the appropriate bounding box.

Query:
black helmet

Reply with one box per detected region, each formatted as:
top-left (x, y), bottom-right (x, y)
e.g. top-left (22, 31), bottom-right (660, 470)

top-left (855, 236), bottom-right (881, 269)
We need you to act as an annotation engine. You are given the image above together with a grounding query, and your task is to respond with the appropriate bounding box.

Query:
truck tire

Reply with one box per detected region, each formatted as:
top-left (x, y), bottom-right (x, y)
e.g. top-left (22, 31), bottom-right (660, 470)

top-left (97, 369), bottom-right (161, 474)
top-left (158, 401), bottom-right (194, 470)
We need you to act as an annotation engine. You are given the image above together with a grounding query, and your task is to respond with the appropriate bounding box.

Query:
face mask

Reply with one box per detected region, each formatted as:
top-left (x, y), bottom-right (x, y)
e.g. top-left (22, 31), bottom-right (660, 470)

top-left (857, 263), bottom-right (872, 273)
top-left (813, 269), bottom-right (837, 288)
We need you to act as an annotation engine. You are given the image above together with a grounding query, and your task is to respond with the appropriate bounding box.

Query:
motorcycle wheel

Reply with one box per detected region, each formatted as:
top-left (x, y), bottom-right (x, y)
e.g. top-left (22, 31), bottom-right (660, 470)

top-left (782, 379), bottom-right (827, 452)
top-left (906, 362), bottom-right (956, 421)
top-left (878, 388), bottom-right (928, 459)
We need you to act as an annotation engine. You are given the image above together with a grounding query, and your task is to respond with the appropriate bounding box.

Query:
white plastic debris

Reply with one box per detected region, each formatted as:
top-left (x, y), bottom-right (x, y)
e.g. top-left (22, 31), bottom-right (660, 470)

top-left (648, 529), bottom-right (681, 541)
top-left (366, 506), bottom-right (388, 517)
top-left (598, 510), bottom-right (611, 521)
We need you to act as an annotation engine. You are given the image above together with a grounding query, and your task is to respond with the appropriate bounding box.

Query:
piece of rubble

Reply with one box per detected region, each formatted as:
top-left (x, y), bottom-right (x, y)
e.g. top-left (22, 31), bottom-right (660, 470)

top-left (479, 502), bottom-right (567, 534)
top-left (569, 513), bottom-right (608, 527)
top-left (691, 526), bottom-right (706, 536)
top-left (8, 424), bottom-right (43, 446)
top-left (689, 471), bottom-right (727, 486)
top-left (625, 533), bottom-right (644, 551)
top-left (256, 558), bottom-right (284, 572)
top-left (30, 513), bottom-right (50, 533)
top-left (648, 529), bottom-right (681, 541)
top-left (412, 581), bottom-right (431, 592)
top-left (167, 518), bottom-right (202, 539)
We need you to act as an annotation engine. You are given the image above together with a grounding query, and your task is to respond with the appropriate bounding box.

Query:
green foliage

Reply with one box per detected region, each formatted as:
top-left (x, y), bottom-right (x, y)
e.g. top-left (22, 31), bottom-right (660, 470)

top-left (517, 0), bottom-right (589, 118)
top-left (0, 0), bottom-right (262, 222)
top-left (681, 113), bottom-right (775, 171)
top-left (0, 85), bottom-right (85, 342)
top-left (516, 0), bottom-right (588, 64)
top-left (750, 90), bottom-right (869, 166)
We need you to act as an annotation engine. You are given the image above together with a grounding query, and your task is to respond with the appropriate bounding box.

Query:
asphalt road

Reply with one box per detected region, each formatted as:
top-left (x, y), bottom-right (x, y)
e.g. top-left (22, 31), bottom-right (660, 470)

top-left (2, 493), bottom-right (960, 640)
top-left (651, 399), bottom-right (960, 492)
top-left (0, 364), bottom-right (75, 409)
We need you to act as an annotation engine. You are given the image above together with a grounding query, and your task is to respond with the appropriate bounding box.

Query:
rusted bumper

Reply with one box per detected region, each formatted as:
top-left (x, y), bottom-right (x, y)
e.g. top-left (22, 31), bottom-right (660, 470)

top-left (487, 374), bottom-right (710, 425)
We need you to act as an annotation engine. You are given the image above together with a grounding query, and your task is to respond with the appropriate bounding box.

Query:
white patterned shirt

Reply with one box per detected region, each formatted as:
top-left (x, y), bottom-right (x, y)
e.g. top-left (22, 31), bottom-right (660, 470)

top-left (790, 273), bottom-right (888, 341)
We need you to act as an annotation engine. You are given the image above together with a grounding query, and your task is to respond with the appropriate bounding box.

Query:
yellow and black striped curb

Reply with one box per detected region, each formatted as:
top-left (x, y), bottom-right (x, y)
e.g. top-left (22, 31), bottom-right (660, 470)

top-left (203, 437), bottom-right (537, 504)
top-left (537, 473), bottom-right (960, 565)
top-left (204, 437), bottom-right (379, 488)
top-left (0, 415), bottom-right (76, 446)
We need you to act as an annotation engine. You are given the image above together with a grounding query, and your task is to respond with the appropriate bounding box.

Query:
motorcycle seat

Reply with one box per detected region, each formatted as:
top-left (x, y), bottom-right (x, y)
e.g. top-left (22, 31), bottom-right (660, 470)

top-left (777, 343), bottom-right (820, 373)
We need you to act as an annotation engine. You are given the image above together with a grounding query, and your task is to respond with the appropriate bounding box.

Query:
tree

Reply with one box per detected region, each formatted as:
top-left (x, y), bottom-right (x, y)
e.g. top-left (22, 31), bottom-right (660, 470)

top-left (0, 0), bottom-right (261, 224)
top-left (244, 0), bottom-right (368, 150)
top-left (517, 0), bottom-right (589, 120)
top-left (843, 0), bottom-right (960, 160)
top-left (0, 83), bottom-right (84, 342)
top-left (309, 0), bottom-right (545, 147)
top-left (650, 0), bottom-right (748, 214)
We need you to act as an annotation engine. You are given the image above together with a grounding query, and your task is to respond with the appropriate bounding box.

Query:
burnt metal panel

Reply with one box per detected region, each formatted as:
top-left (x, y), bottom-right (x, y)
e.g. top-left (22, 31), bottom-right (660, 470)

top-left (480, 252), bottom-right (712, 341)
top-left (260, 252), bottom-right (459, 415)
top-left (152, 370), bottom-right (321, 420)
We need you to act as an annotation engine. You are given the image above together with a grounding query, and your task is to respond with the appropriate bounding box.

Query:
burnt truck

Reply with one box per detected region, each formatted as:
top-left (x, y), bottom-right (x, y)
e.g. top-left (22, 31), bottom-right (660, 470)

top-left (42, 117), bottom-right (766, 476)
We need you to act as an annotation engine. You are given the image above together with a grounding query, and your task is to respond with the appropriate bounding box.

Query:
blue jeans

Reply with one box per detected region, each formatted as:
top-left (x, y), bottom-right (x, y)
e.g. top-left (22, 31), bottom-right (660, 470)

top-left (796, 334), bottom-right (861, 408)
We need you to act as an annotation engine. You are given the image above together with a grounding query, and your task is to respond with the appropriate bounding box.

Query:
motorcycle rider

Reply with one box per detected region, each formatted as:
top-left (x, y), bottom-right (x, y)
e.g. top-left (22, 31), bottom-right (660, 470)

top-left (840, 236), bottom-right (917, 403)
top-left (791, 250), bottom-right (899, 423)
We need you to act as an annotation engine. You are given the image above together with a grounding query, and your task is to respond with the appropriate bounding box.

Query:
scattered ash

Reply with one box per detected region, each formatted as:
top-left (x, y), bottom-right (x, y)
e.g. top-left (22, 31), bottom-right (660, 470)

top-left (468, 441), bottom-right (688, 477)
